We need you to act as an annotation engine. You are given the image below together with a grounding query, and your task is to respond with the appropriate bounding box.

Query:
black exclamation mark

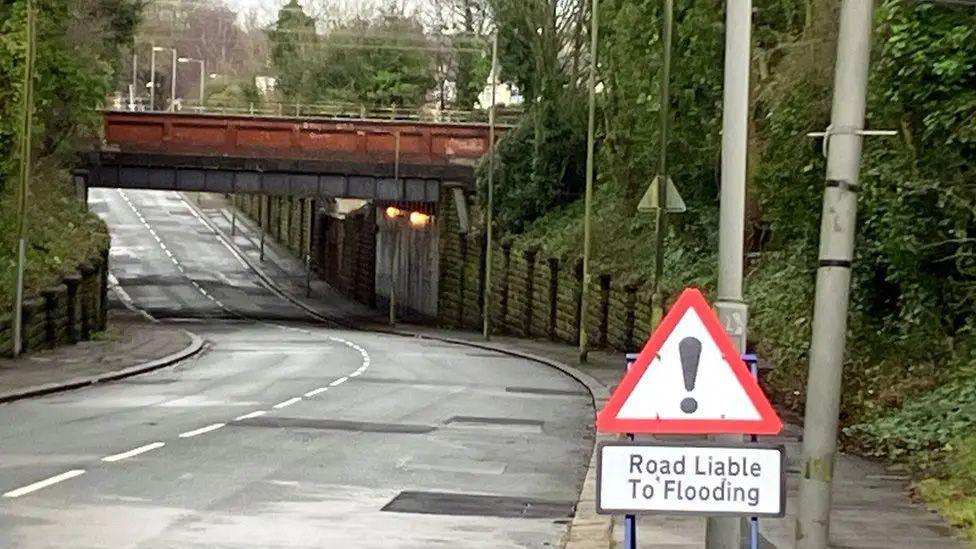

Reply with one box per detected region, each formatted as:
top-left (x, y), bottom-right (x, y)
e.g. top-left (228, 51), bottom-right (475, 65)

top-left (679, 337), bottom-right (702, 414)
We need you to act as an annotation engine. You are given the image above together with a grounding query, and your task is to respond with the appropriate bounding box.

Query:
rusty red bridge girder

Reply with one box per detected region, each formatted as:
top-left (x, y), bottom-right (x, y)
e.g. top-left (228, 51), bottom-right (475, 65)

top-left (79, 111), bottom-right (506, 204)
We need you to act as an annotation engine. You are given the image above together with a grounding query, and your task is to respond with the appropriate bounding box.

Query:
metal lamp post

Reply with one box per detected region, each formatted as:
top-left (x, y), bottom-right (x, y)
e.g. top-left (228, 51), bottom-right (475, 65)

top-left (151, 46), bottom-right (176, 111)
top-left (482, 33), bottom-right (499, 340)
top-left (708, 1), bottom-right (753, 547)
top-left (149, 45), bottom-right (156, 111)
top-left (12, 0), bottom-right (37, 358)
top-left (578, 0), bottom-right (599, 360)
top-left (130, 50), bottom-right (138, 110)
top-left (178, 57), bottom-right (205, 110)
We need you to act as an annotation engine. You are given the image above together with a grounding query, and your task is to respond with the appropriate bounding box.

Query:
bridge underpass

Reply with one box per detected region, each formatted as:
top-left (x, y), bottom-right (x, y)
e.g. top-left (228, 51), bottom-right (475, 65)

top-left (78, 111), bottom-right (499, 318)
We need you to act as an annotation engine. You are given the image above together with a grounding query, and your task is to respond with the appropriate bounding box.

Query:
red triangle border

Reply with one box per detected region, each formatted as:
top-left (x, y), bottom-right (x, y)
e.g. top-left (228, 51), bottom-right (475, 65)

top-left (595, 288), bottom-right (783, 435)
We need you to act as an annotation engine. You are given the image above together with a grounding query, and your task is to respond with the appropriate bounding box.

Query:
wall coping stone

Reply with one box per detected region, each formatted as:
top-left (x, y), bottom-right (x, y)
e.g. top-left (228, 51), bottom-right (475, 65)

top-left (41, 284), bottom-right (68, 298)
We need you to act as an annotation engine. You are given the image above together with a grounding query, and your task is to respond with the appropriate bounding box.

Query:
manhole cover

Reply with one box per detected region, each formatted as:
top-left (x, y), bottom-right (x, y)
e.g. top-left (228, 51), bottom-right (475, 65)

top-left (381, 491), bottom-right (575, 519)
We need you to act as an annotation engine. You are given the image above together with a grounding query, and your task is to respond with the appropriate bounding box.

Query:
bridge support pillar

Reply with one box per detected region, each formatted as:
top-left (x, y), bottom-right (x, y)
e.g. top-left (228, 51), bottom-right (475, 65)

top-left (71, 168), bottom-right (89, 209)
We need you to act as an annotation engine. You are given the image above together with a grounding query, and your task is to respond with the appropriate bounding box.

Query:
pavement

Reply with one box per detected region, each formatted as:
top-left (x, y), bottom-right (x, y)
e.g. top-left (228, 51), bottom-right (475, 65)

top-left (0, 189), bottom-right (595, 549)
top-left (203, 194), bottom-right (970, 549)
top-left (0, 309), bottom-right (201, 404)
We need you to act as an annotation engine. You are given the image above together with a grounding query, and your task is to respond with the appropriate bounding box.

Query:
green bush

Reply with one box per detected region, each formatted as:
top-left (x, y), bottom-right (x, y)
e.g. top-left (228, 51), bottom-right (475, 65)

top-left (0, 0), bottom-right (138, 308)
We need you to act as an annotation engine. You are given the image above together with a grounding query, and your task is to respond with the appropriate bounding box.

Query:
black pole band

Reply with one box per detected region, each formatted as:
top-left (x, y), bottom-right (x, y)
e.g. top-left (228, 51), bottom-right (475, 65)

top-left (819, 259), bottom-right (852, 268)
top-left (826, 179), bottom-right (860, 192)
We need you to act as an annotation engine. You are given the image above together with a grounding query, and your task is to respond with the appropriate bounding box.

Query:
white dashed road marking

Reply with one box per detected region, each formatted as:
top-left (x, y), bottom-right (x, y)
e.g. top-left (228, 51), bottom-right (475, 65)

top-left (329, 377), bottom-right (349, 387)
top-left (272, 397), bottom-right (302, 409)
top-left (304, 387), bottom-right (328, 397)
top-left (179, 424), bottom-right (226, 439)
top-left (102, 442), bottom-right (166, 463)
top-left (234, 410), bottom-right (267, 421)
top-left (3, 470), bottom-right (87, 498)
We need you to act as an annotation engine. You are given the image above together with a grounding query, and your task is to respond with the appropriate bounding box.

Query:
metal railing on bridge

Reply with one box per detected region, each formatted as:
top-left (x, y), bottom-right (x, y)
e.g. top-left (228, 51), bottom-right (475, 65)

top-left (106, 98), bottom-right (523, 127)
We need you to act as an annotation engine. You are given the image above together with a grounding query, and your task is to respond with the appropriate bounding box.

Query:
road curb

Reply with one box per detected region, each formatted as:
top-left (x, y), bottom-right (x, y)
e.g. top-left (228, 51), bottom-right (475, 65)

top-left (204, 200), bottom-right (615, 548)
top-left (0, 330), bottom-right (205, 405)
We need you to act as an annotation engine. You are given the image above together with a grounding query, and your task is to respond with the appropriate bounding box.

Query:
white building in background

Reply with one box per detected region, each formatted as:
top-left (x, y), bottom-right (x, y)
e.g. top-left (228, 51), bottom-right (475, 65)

top-left (254, 75), bottom-right (278, 97)
top-left (477, 76), bottom-right (523, 109)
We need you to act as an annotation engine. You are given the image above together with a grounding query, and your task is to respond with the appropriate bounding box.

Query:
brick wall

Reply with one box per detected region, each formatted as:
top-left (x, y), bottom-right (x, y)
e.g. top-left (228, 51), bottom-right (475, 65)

top-left (235, 194), bottom-right (376, 308)
top-left (353, 207), bottom-right (377, 306)
top-left (315, 207), bottom-right (376, 306)
top-left (0, 248), bottom-right (109, 357)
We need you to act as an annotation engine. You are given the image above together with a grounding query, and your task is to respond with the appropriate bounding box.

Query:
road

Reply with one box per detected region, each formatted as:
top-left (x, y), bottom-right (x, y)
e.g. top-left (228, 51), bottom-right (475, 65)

top-left (0, 189), bottom-right (594, 548)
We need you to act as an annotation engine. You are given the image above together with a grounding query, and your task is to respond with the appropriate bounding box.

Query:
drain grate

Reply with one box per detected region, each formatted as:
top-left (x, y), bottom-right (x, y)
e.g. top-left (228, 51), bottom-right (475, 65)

top-left (233, 416), bottom-right (435, 434)
top-left (382, 490), bottom-right (575, 519)
top-left (446, 416), bottom-right (544, 428)
top-left (505, 386), bottom-right (588, 397)
top-left (117, 275), bottom-right (192, 287)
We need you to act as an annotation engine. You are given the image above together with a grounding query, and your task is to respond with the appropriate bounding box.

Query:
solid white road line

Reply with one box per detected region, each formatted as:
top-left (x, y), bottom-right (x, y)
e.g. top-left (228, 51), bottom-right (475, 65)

top-left (101, 442), bottom-right (166, 463)
top-left (272, 397), bottom-right (302, 409)
top-left (329, 377), bottom-right (349, 387)
top-left (234, 410), bottom-right (267, 421)
top-left (304, 387), bottom-right (328, 397)
top-left (3, 470), bottom-right (87, 498)
top-left (178, 423), bottom-right (226, 439)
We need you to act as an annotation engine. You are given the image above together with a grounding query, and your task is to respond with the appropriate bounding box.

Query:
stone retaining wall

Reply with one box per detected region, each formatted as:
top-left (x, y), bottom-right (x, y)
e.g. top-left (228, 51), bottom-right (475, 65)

top-left (437, 193), bottom-right (661, 352)
top-left (0, 248), bottom-right (109, 357)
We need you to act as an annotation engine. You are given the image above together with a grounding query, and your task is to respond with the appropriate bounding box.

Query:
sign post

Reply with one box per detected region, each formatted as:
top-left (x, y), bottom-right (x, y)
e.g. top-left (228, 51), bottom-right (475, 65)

top-left (623, 352), bottom-right (639, 549)
top-left (743, 353), bottom-right (762, 549)
top-left (596, 288), bottom-right (784, 544)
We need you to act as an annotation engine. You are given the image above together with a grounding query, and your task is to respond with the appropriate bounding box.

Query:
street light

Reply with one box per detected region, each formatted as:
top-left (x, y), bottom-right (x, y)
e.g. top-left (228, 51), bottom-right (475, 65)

top-left (178, 57), bottom-right (205, 110)
top-left (409, 211), bottom-right (430, 227)
top-left (12, 0), bottom-right (36, 357)
top-left (579, 0), bottom-right (598, 359)
top-left (130, 50), bottom-right (138, 110)
top-left (152, 45), bottom-right (177, 111)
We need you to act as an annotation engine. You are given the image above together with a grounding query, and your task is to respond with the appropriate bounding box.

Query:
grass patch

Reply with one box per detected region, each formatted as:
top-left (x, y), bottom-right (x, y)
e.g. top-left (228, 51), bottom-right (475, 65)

top-left (918, 435), bottom-right (976, 544)
top-left (516, 181), bottom-right (718, 294)
top-left (0, 161), bottom-right (109, 310)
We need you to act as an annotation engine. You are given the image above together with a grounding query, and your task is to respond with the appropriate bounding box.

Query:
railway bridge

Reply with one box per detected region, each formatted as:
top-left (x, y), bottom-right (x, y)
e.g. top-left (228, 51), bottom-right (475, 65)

top-left (79, 110), bottom-right (504, 320)
top-left (80, 111), bottom-right (498, 204)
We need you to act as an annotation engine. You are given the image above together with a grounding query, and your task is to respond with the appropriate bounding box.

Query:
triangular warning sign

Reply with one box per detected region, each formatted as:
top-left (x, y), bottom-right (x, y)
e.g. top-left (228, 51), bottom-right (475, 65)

top-left (596, 288), bottom-right (782, 435)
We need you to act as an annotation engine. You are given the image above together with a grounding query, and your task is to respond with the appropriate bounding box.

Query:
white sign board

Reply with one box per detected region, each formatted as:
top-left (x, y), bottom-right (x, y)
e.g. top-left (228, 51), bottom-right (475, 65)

top-left (597, 442), bottom-right (785, 516)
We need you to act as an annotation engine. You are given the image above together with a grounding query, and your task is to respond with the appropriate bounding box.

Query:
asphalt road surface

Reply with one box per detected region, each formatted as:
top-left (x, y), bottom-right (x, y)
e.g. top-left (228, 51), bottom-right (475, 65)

top-left (0, 189), bottom-right (594, 548)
